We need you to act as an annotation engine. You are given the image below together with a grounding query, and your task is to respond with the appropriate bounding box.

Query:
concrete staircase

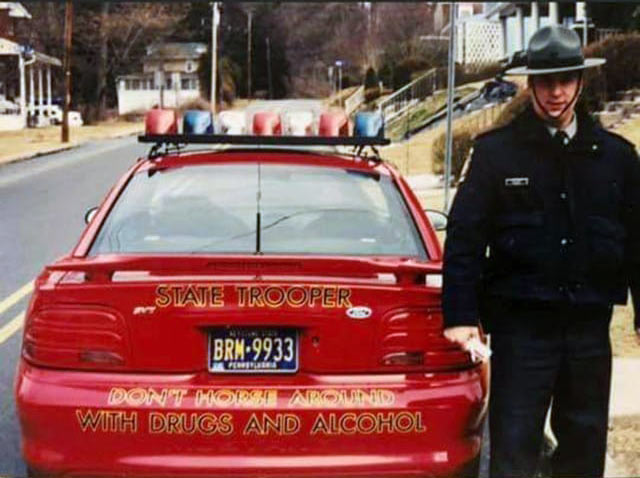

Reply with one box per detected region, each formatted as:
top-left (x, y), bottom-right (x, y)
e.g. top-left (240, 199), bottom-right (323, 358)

top-left (594, 89), bottom-right (640, 129)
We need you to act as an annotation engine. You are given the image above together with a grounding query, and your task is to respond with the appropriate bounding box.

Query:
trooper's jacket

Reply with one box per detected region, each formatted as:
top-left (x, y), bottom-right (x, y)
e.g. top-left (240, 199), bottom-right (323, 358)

top-left (443, 105), bottom-right (640, 329)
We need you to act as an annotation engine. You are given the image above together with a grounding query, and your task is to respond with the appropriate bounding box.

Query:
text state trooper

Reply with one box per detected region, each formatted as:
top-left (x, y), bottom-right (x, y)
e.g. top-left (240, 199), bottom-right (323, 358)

top-left (442, 25), bottom-right (640, 477)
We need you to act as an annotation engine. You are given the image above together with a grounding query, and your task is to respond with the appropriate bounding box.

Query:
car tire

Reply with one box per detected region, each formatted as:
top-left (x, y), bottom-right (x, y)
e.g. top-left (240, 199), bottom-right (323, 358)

top-left (26, 466), bottom-right (52, 478)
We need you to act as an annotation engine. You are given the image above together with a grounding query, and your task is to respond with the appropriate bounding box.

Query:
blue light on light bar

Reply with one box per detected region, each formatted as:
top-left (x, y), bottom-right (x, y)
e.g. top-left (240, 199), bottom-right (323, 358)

top-left (354, 112), bottom-right (384, 138)
top-left (183, 110), bottom-right (215, 134)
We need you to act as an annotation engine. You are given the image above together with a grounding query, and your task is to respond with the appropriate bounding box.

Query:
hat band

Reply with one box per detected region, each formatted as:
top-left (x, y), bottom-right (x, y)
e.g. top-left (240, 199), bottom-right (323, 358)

top-left (528, 55), bottom-right (584, 70)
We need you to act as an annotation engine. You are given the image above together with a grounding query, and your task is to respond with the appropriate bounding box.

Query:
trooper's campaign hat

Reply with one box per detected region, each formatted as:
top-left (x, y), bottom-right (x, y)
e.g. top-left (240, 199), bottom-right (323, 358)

top-left (505, 25), bottom-right (605, 75)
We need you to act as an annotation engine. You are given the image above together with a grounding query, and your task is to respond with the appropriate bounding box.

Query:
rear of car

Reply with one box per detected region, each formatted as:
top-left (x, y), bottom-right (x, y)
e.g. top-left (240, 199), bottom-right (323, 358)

top-left (15, 149), bottom-right (487, 477)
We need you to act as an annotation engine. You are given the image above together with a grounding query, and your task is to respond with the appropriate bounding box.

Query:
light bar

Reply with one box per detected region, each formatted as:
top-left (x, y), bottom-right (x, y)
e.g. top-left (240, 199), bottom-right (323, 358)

top-left (138, 134), bottom-right (390, 146)
top-left (354, 111), bottom-right (384, 139)
top-left (183, 110), bottom-right (214, 134)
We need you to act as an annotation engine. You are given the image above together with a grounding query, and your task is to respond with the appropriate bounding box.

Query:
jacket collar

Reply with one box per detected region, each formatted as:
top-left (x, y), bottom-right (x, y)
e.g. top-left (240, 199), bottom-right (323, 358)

top-left (514, 105), bottom-right (602, 155)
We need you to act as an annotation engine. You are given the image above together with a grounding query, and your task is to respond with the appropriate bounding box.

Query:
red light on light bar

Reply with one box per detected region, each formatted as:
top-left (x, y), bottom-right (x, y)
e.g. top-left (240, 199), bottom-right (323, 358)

top-left (145, 109), bottom-right (179, 135)
top-left (252, 111), bottom-right (282, 136)
top-left (318, 110), bottom-right (350, 137)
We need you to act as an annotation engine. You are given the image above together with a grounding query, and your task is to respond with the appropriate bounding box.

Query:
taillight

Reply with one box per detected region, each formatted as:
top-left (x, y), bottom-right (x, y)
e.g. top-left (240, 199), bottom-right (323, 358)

top-left (378, 308), bottom-right (473, 371)
top-left (22, 306), bottom-right (130, 371)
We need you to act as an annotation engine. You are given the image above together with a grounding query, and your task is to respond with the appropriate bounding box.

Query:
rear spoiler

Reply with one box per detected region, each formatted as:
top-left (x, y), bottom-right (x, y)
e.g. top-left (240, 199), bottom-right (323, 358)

top-left (46, 255), bottom-right (441, 286)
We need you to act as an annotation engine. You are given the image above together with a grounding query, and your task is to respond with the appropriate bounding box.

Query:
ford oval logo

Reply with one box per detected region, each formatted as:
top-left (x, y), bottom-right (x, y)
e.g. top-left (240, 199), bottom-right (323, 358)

top-left (346, 306), bottom-right (372, 319)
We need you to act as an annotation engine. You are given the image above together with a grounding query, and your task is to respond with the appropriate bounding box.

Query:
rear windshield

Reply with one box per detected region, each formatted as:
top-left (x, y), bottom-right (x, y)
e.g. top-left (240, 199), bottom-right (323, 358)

top-left (90, 163), bottom-right (426, 258)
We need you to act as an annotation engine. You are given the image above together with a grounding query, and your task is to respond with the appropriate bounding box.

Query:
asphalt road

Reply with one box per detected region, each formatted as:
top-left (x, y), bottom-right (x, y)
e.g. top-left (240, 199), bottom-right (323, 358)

top-left (0, 135), bottom-right (148, 476)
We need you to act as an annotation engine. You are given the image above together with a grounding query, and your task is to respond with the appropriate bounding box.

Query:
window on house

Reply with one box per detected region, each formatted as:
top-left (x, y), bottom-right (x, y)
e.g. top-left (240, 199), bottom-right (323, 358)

top-left (181, 78), bottom-right (190, 90)
top-left (132, 80), bottom-right (141, 90)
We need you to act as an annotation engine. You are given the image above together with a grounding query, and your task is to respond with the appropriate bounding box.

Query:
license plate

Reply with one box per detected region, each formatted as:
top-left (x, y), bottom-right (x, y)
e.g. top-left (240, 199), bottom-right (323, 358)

top-left (209, 328), bottom-right (298, 373)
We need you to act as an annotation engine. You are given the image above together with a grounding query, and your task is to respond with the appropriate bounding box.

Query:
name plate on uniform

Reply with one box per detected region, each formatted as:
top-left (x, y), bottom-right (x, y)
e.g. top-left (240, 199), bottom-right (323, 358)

top-left (505, 177), bottom-right (529, 187)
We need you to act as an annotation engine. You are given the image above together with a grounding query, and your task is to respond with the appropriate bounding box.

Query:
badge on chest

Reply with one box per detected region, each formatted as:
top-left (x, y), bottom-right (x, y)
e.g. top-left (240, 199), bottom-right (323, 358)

top-left (505, 177), bottom-right (530, 187)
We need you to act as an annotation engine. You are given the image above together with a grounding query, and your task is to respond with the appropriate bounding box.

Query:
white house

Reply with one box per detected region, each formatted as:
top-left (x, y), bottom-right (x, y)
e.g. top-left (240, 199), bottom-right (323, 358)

top-left (116, 42), bottom-right (207, 115)
top-left (0, 2), bottom-right (61, 131)
top-left (437, 2), bottom-right (605, 68)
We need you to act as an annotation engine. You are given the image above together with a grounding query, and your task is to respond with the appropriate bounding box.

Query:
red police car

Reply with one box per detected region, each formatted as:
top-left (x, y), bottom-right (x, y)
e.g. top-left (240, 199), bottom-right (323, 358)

top-left (15, 109), bottom-right (488, 477)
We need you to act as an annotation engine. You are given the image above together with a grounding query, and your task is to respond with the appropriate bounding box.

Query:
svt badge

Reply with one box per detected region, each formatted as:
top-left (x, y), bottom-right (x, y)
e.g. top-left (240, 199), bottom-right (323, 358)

top-left (505, 177), bottom-right (529, 187)
top-left (346, 306), bottom-right (372, 319)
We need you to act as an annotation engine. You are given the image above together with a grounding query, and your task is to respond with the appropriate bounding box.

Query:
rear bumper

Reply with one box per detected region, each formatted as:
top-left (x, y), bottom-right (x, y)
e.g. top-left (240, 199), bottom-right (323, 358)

top-left (15, 360), bottom-right (488, 477)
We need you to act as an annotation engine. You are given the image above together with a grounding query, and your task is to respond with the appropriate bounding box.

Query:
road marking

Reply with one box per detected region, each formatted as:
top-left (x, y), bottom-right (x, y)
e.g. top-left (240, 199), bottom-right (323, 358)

top-left (0, 280), bottom-right (33, 316)
top-left (0, 311), bottom-right (25, 345)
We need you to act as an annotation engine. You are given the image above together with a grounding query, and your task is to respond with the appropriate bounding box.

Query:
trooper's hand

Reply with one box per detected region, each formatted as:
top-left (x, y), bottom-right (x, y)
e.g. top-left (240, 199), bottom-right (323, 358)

top-left (443, 326), bottom-right (481, 346)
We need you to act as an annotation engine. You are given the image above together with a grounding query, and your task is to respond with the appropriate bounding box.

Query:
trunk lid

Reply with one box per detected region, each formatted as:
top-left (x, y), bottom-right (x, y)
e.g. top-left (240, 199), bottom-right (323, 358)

top-left (28, 255), bottom-right (457, 373)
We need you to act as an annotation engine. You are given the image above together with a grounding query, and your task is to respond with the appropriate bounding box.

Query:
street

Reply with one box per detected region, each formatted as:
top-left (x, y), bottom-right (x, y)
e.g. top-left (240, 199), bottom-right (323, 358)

top-left (0, 136), bottom-right (147, 475)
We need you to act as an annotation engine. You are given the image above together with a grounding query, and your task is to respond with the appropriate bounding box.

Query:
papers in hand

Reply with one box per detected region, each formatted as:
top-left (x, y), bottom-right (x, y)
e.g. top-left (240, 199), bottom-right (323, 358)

top-left (463, 337), bottom-right (492, 363)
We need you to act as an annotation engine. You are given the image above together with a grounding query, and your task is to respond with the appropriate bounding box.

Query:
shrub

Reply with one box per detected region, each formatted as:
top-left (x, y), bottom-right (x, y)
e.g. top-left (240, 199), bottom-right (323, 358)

top-left (492, 90), bottom-right (530, 127)
top-left (581, 34), bottom-right (640, 111)
top-left (456, 62), bottom-right (503, 85)
top-left (364, 86), bottom-right (381, 103)
top-left (431, 128), bottom-right (475, 182)
top-left (379, 63), bottom-right (393, 89)
top-left (431, 92), bottom-right (530, 183)
top-left (176, 98), bottom-right (212, 115)
top-left (219, 56), bottom-right (242, 105)
top-left (364, 67), bottom-right (379, 89)
top-left (392, 64), bottom-right (412, 90)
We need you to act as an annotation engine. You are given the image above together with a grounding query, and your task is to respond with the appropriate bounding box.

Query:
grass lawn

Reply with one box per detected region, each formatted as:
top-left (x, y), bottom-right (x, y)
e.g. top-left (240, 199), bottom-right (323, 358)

top-left (382, 102), bottom-right (507, 177)
top-left (385, 86), bottom-right (478, 143)
top-left (0, 120), bottom-right (143, 165)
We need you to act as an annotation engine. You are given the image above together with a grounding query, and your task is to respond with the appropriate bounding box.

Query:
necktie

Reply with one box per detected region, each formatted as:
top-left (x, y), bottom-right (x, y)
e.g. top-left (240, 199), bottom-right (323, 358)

top-left (554, 130), bottom-right (570, 148)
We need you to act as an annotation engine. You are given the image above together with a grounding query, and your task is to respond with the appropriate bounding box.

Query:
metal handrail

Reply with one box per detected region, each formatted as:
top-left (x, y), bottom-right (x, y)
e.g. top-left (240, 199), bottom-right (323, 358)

top-left (344, 85), bottom-right (365, 115)
top-left (377, 68), bottom-right (438, 122)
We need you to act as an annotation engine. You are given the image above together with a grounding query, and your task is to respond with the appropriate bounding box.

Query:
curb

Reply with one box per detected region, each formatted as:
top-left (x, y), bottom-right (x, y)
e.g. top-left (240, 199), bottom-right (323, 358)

top-left (0, 129), bottom-right (143, 168)
top-left (0, 144), bottom-right (77, 167)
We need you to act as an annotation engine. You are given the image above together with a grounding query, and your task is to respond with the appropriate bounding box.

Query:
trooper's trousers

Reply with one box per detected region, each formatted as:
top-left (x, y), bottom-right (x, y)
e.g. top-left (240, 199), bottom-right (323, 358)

top-left (487, 300), bottom-right (613, 478)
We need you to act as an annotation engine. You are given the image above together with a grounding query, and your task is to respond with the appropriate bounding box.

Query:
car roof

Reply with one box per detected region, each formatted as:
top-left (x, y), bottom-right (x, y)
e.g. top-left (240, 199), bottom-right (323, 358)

top-left (133, 147), bottom-right (396, 177)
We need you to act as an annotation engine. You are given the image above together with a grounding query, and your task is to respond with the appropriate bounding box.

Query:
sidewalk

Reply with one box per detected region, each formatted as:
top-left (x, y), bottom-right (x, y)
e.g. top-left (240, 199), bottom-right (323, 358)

top-left (606, 357), bottom-right (640, 477)
top-left (0, 120), bottom-right (143, 167)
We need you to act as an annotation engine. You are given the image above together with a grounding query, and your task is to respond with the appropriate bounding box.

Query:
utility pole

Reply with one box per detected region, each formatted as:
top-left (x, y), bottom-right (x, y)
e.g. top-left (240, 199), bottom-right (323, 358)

top-left (246, 8), bottom-right (253, 100)
top-left (576, 2), bottom-right (588, 46)
top-left (328, 66), bottom-right (334, 97)
top-left (61, 0), bottom-right (73, 143)
top-left (444, 2), bottom-right (457, 212)
top-left (210, 2), bottom-right (219, 113)
top-left (338, 65), bottom-right (342, 96)
top-left (159, 60), bottom-right (165, 108)
top-left (583, 4), bottom-right (588, 46)
top-left (266, 37), bottom-right (273, 99)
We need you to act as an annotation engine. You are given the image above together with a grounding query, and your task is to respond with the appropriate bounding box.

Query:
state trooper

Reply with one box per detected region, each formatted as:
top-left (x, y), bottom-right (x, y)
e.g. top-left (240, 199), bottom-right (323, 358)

top-left (442, 25), bottom-right (640, 477)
